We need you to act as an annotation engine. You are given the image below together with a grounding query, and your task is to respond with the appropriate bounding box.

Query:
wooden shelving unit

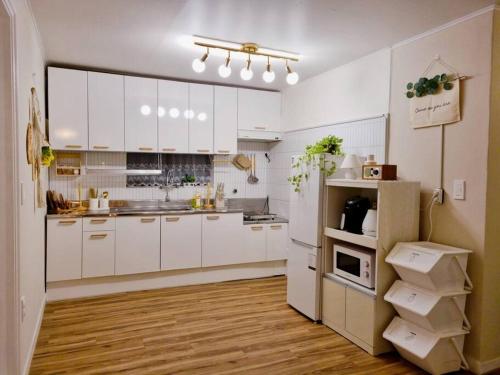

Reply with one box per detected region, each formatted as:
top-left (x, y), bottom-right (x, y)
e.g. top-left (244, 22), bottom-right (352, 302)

top-left (321, 179), bottom-right (420, 356)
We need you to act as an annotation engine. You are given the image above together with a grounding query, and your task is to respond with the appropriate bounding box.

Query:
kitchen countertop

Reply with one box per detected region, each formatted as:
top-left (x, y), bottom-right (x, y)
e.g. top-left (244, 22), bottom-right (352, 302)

top-left (47, 207), bottom-right (244, 219)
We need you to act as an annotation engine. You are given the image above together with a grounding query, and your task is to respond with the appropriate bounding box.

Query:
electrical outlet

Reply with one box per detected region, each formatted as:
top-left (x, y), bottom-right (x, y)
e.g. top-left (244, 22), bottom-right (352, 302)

top-left (433, 188), bottom-right (444, 205)
top-left (453, 179), bottom-right (465, 200)
top-left (20, 296), bottom-right (26, 321)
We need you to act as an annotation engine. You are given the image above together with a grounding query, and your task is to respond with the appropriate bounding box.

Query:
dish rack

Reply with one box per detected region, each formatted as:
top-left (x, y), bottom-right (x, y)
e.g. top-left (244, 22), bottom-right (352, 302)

top-left (383, 241), bottom-right (472, 374)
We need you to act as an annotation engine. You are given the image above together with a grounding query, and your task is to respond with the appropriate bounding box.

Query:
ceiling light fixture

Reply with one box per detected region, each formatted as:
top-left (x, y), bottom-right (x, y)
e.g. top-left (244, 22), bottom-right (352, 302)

top-left (262, 56), bottom-right (275, 83)
top-left (286, 60), bottom-right (299, 85)
top-left (191, 36), bottom-right (300, 84)
top-left (192, 47), bottom-right (209, 73)
top-left (218, 51), bottom-right (232, 78)
top-left (240, 54), bottom-right (253, 81)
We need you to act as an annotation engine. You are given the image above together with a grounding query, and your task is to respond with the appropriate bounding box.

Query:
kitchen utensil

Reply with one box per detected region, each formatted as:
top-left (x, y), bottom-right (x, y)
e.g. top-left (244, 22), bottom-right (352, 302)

top-left (248, 154), bottom-right (259, 184)
top-left (232, 154), bottom-right (251, 170)
top-left (89, 198), bottom-right (99, 210)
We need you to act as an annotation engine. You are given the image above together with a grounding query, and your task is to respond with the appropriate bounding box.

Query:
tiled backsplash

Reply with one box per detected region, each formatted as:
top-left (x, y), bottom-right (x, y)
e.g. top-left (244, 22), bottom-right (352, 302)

top-left (48, 117), bottom-right (386, 213)
top-left (49, 142), bottom-right (270, 202)
top-left (268, 115), bottom-right (387, 218)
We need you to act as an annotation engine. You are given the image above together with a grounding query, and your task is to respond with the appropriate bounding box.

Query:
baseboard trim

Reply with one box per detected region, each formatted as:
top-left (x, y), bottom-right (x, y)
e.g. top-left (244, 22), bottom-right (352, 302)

top-left (468, 355), bottom-right (500, 374)
top-left (21, 293), bottom-right (46, 375)
top-left (47, 261), bottom-right (287, 301)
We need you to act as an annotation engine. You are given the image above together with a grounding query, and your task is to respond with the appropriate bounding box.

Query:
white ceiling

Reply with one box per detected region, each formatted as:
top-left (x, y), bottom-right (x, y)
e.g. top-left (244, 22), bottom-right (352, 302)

top-left (30, 0), bottom-right (494, 90)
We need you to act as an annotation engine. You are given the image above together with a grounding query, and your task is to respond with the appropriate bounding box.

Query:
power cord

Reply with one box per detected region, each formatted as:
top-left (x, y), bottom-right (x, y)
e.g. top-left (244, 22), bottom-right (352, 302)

top-left (426, 190), bottom-right (441, 241)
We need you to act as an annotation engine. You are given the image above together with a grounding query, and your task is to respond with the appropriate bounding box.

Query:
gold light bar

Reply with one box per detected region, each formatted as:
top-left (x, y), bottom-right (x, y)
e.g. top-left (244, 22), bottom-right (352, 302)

top-left (192, 35), bottom-right (300, 62)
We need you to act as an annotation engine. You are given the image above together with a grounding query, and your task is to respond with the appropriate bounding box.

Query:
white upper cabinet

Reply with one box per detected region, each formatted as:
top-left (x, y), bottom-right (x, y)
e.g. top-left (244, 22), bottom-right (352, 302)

top-left (48, 67), bottom-right (88, 150)
top-left (88, 72), bottom-right (125, 152)
top-left (189, 83), bottom-right (214, 154)
top-left (158, 80), bottom-right (189, 153)
top-left (238, 88), bottom-right (281, 132)
top-left (125, 76), bottom-right (158, 152)
top-left (214, 86), bottom-right (237, 155)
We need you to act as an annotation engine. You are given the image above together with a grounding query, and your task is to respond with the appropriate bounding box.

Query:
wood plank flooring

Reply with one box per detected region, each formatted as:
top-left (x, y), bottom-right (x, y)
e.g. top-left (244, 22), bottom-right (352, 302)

top-left (31, 276), bottom-right (439, 374)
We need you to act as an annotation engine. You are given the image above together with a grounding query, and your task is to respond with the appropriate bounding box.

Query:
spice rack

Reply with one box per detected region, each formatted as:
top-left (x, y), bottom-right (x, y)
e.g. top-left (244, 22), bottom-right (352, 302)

top-left (55, 152), bottom-right (82, 176)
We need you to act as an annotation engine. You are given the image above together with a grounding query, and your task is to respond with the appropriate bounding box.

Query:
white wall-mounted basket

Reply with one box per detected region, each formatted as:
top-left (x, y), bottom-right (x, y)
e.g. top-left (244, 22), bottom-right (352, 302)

top-left (385, 242), bottom-right (472, 293)
top-left (383, 317), bottom-right (469, 375)
top-left (384, 280), bottom-right (471, 333)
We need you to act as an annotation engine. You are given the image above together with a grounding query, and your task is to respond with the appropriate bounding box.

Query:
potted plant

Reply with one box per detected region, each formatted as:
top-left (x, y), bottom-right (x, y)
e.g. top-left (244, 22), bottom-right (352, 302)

top-left (288, 135), bottom-right (343, 192)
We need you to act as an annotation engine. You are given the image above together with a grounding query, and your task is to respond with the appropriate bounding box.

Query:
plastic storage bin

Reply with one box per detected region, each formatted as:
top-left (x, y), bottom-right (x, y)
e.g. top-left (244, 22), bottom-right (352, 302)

top-left (383, 317), bottom-right (469, 375)
top-left (385, 242), bottom-right (472, 293)
top-left (384, 280), bottom-right (471, 332)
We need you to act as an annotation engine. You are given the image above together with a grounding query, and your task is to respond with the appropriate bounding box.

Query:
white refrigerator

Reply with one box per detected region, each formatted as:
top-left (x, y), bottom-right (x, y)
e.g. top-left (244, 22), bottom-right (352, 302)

top-left (286, 155), bottom-right (325, 321)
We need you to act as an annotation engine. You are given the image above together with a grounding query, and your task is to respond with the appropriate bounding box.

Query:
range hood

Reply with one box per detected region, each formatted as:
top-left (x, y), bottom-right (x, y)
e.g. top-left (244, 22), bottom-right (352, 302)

top-left (237, 130), bottom-right (283, 142)
top-left (84, 168), bottom-right (162, 176)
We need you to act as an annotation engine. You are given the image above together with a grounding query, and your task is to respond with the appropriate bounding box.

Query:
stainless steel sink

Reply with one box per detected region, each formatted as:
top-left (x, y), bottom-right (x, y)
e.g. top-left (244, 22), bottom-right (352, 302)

top-left (112, 200), bottom-right (193, 213)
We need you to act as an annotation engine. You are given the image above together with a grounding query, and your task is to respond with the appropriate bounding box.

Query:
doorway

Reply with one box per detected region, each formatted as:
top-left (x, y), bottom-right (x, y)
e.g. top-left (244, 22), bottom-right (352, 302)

top-left (0, 0), bottom-right (19, 374)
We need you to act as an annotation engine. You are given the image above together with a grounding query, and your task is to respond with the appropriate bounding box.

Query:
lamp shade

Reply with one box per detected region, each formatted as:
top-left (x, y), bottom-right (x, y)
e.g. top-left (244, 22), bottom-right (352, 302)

top-left (341, 154), bottom-right (362, 169)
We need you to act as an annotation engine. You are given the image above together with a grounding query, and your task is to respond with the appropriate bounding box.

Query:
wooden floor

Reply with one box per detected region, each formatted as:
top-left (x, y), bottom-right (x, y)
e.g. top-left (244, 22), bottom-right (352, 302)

top-left (31, 277), bottom-right (435, 374)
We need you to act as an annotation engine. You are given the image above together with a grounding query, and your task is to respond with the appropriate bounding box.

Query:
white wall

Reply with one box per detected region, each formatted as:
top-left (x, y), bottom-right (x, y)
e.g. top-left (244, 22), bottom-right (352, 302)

top-left (281, 48), bottom-right (391, 131)
top-left (10, 0), bottom-right (47, 373)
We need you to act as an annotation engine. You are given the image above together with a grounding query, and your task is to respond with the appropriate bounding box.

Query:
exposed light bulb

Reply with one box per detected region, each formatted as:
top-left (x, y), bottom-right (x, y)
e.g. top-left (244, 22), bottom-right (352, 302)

top-left (240, 55), bottom-right (253, 81)
top-left (169, 107), bottom-right (180, 118)
top-left (286, 71), bottom-right (299, 85)
top-left (140, 105), bottom-right (151, 116)
top-left (157, 106), bottom-right (166, 118)
top-left (286, 61), bottom-right (299, 85)
top-left (192, 48), bottom-right (209, 73)
top-left (192, 58), bottom-right (206, 73)
top-left (218, 52), bottom-right (232, 78)
top-left (262, 58), bottom-right (275, 83)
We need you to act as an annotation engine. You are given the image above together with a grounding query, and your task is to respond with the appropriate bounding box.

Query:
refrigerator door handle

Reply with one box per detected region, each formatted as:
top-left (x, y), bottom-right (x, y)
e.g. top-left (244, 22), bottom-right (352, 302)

top-left (308, 266), bottom-right (316, 271)
top-left (291, 238), bottom-right (320, 250)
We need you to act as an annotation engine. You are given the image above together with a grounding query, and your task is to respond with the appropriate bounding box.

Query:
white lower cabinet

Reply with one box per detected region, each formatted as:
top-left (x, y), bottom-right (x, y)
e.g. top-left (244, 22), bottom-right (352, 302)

top-left (161, 215), bottom-right (201, 270)
top-left (243, 224), bottom-right (267, 263)
top-left (47, 218), bottom-right (82, 282)
top-left (115, 216), bottom-right (161, 275)
top-left (82, 231), bottom-right (115, 278)
top-left (202, 213), bottom-right (243, 267)
top-left (266, 223), bottom-right (288, 260)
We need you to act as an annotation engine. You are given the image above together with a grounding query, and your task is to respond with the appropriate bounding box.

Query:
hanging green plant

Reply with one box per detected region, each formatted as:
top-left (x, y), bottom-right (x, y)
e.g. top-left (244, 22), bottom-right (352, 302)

top-left (288, 135), bottom-right (343, 192)
top-left (405, 73), bottom-right (453, 98)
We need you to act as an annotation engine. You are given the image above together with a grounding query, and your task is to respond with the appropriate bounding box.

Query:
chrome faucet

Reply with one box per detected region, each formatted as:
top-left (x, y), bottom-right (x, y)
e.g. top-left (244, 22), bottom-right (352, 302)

top-left (163, 169), bottom-right (175, 202)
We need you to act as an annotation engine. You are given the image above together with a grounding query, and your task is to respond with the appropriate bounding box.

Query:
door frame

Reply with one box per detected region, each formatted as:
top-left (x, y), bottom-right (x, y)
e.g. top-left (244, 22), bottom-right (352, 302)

top-left (0, 0), bottom-right (20, 373)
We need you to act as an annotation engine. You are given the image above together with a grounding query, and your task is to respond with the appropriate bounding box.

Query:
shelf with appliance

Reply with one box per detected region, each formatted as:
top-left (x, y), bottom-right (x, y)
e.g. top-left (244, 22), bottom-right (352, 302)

top-left (321, 179), bottom-right (420, 356)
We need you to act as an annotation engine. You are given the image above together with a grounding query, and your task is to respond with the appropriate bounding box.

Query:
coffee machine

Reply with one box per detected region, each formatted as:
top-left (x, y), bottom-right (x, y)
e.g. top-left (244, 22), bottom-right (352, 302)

top-left (342, 196), bottom-right (371, 234)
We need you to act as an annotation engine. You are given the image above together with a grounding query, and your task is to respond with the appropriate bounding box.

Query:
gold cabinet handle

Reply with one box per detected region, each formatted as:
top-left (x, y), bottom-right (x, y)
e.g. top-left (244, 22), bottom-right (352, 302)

top-left (166, 217), bottom-right (180, 222)
top-left (162, 148), bottom-right (176, 152)
top-left (93, 145), bottom-right (109, 150)
top-left (140, 217), bottom-right (156, 223)
top-left (65, 145), bottom-right (82, 149)
top-left (254, 126), bottom-right (267, 130)
top-left (251, 226), bottom-right (264, 231)
top-left (90, 219), bottom-right (107, 224)
top-left (270, 225), bottom-right (283, 229)
top-left (90, 233), bottom-right (108, 239)
top-left (139, 147), bottom-right (153, 151)
top-left (197, 149), bottom-right (210, 153)
top-left (58, 220), bottom-right (77, 224)
top-left (217, 150), bottom-right (230, 154)
top-left (206, 215), bottom-right (219, 221)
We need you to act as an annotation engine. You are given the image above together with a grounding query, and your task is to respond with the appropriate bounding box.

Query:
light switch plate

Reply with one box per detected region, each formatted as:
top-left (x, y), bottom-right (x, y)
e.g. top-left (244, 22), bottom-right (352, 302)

top-left (453, 179), bottom-right (465, 200)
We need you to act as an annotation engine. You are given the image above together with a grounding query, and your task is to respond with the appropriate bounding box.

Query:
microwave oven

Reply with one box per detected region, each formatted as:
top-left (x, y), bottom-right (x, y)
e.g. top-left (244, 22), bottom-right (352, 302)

top-left (333, 244), bottom-right (375, 289)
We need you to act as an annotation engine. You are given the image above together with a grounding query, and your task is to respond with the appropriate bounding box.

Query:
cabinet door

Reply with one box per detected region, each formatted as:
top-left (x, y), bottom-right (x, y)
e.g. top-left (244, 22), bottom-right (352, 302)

top-left (47, 218), bottom-right (82, 282)
top-left (88, 72), bottom-right (124, 151)
top-left (214, 86), bottom-right (237, 155)
top-left (125, 76), bottom-right (158, 152)
top-left (243, 224), bottom-right (267, 263)
top-left (237, 88), bottom-right (281, 132)
top-left (345, 287), bottom-right (375, 345)
top-left (266, 223), bottom-right (288, 260)
top-left (82, 231), bottom-right (115, 278)
top-left (48, 67), bottom-right (88, 150)
top-left (161, 215), bottom-right (201, 270)
top-left (158, 80), bottom-right (189, 153)
top-left (322, 277), bottom-right (346, 331)
top-left (202, 213), bottom-right (243, 267)
top-left (115, 216), bottom-right (161, 275)
top-left (189, 83), bottom-right (213, 154)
